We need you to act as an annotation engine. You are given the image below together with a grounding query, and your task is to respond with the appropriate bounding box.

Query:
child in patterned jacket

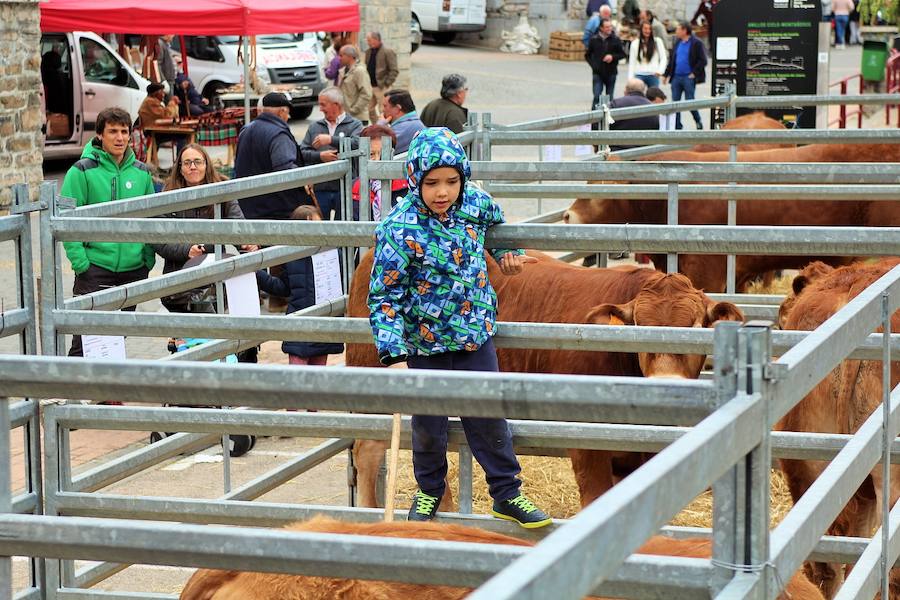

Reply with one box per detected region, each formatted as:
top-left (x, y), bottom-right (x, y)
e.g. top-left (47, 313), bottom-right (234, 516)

top-left (368, 127), bottom-right (551, 528)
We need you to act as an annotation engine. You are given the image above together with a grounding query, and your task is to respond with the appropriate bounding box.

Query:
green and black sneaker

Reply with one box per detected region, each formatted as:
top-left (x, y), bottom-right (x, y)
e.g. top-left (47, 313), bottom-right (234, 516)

top-left (408, 490), bottom-right (441, 522)
top-left (492, 494), bottom-right (552, 529)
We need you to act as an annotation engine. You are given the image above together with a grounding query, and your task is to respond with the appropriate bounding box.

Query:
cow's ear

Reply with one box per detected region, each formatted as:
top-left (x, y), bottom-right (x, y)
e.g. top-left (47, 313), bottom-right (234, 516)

top-left (587, 301), bottom-right (635, 326)
top-left (792, 261), bottom-right (833, 295)
top-left (705, 301), bottom-right (744, 326)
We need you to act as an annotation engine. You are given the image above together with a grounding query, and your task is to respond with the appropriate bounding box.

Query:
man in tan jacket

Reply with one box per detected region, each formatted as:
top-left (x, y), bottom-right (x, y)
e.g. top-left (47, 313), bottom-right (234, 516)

top-left (339, 46), bottom-right (373, 124)
top-left (364, 31), bottom-right (399, 124)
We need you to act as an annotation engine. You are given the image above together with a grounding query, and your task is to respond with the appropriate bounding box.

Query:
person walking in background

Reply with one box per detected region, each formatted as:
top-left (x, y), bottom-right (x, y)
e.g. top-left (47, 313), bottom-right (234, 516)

top-left (364, 31), bottom-right (399, 125)
top-left (338, 45), bottom-right (373, 125)
top-left (586, 18), bottom-right (626, 108)
top-left (299, 87), bottom-right (364, 220)
top-left (157, 34), bottom-right (177, 98)
top-left (61, 107), bottom-right (156, 360)
top-left (234, 92), bottom-right (309, 220)
top-left (153, 143), bottom-right (258, 315)
top-left (628, 20), bottom-right (668, 88)
top-left (848, 4), bottom-right (862, 45)
top-left (663, 21), bottom-right (707, 130)
top-left (585, 0), bottom-right (610, 18)
top-left (323, 33), bottom-right (345, 85)
top-left (368, 127), bottom-right (550, 528)
top-left (583, 4), bottom-right (613, 47)
top-left (608, 78), bottom-right (659, 150)
top-left (420, 74), bottom-right (470, 134)
top-left (641, 9), bottom-right (671, 50)
top-left (379, 89), bottom-right (425, 153)
top-left (832, 0), bottom-right (854, 49)
top-left (256, 205), bottom-right (344, 366)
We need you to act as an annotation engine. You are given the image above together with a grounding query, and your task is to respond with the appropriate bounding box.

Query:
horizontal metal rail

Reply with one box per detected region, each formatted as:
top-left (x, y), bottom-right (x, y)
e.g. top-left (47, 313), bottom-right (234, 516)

top-left (46, 406), bottom-right (900, 463)
top-left (0, 215), bottom-right (25, 243)
top-left (65, 245), bottom-right (321, 312)
top-left (0, 514), bottom-right (710, 597)
top-left (488, 129), bottom-right (900, 146)
top-left (48, 311), bottom-right (900, 361)
top-left (0, 308), bottom-right (29, 340)
top-left (735, 93), bottom-right (900, 108)
top-left (0, 356), bottom-right (716, 426)
top-left (834, 500), bottom-right (900, 600)
top-left (69, 161), bottom-right (351, 219)
top-left (365, 160), bottom-right (900, 183)
top-left (48, 219), bottom-right (900, 255)
top-left (489, 183), bottom-right (900, 201)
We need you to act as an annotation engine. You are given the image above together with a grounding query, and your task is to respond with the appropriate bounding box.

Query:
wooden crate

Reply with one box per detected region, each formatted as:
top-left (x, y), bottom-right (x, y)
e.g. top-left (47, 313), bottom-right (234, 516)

top-left (549, 48), bottom-right (584, 62)
top-left (549, 31), bottom-right (584, 53)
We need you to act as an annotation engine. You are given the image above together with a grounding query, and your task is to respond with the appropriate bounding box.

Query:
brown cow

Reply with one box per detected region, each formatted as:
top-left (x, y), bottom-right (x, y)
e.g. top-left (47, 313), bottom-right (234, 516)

top-left (778, 258), bottom-right (900, 598)
top-left (179, 517), bottom-right (824, 600)
top-left (347, 250), bottom-right (744, 510)
top-left (563, 143), bottom-right (900, 292)
top-left (683, 111), bottom-right (791, 153)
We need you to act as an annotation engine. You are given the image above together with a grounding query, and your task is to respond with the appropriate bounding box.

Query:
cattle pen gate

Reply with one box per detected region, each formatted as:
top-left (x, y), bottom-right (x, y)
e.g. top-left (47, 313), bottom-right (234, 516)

top-left (1, 93), bottom-right (900, 599)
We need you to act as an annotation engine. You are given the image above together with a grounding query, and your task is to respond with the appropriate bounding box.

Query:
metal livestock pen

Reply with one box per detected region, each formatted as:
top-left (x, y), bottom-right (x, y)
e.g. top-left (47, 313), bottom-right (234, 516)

top-left (0, 94), bottom-right (900, 599)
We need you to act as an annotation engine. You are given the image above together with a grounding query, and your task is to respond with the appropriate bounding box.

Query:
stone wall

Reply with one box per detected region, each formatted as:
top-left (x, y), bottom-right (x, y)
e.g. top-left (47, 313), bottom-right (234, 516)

top-left (459, 0), bottom-right (694, 52)
top-left (0, 0), bottom-right (42, 213)
top-left (358, 0), bottom-right (413, 89)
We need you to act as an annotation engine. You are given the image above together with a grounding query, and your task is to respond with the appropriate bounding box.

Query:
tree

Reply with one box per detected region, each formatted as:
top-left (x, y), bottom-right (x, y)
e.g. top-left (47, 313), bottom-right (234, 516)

top-left (858, 0), bottom-right (899, 25)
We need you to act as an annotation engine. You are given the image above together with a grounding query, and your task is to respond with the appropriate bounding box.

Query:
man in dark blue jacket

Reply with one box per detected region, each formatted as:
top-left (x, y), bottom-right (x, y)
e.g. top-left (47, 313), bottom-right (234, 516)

top-left (234, 92), bottom-right (308, 220)
top-left (663, 21), bottom-right (707, 130)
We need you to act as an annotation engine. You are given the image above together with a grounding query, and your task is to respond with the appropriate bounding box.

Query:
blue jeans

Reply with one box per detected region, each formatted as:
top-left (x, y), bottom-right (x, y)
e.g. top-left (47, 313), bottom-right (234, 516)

top-left (592, 72), bottom-right (617, 108)
top-left (670, 74), bottom-right (702, 129)
top-left (636, 73), bottom-right (660, 89)
top-left (407, 338), bottom-right (523, 502)
top-left (834, 14), bottom-right (849, 45)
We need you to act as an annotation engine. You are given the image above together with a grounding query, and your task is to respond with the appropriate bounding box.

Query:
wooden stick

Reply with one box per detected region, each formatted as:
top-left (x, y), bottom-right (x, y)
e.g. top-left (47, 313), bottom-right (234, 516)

top-left (383, 412), bottom-right (402, 522)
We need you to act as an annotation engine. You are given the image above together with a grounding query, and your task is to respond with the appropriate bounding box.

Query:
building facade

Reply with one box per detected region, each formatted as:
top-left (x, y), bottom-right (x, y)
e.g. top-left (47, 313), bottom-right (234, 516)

top-left (359, 0), bottom-right (413, 88)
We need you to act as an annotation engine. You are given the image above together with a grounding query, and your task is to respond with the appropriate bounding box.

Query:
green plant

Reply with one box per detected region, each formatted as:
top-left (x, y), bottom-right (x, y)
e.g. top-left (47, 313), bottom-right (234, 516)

top-left (858, 0), bottom-right (899, 25)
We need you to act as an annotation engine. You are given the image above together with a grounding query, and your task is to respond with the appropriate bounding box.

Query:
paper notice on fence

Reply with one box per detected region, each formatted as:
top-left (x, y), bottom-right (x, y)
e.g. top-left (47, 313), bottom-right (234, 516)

top-left (82, 335), bottom-right (127, 361)
top-left (225, 271), bottom-right (261, 317)
top-left (312, 249), bottom-right (343, 304)
top-left (575, 124), bottom-right (593, 157)
top-left (542, 144), bottom-right (562, 162)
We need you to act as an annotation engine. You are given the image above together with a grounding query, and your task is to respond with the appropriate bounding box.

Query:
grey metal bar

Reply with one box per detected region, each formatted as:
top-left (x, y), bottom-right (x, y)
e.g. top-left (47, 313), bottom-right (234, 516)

top-left (49, 218), bottom-right (900, 255)
top-left (57, 589), bottom-right (171, 600)
top-left (489, 183), bottom-right (900, 201)
top-left (0, 215), bottom-right (25, 242)
top-left (12, 588), bottom-right (40, 600)
top-left (69, 162), bottom-right (351, 219)
top-left (72, 561), bottom-right (127, 590)
top-left (219, 439), bottom-right (353, 502)
top-left (0, 514), bottom-right (711, 595)
top-left (735, 93), bottom-right (900, 108)
top-left (833, 502), bottom-right (900, 600)
top-left (666, 183), bottom-right (678, 274)
top-left (883, 292), bottom-right (892, 600)
top-left (10, 401), bottom-right (36, 431)
top-left (469, 392), bottom-right (766, 600)
top-left (487, 129), bottom-right (900, 146)
top-left (38, 182), bottom-right (60, 357)
top-left (458, 445), bottom-right (473, 515)
top-left (0, 356), bottom-right (717, 426)
top-left (0, 309), bottom-right (28, 339)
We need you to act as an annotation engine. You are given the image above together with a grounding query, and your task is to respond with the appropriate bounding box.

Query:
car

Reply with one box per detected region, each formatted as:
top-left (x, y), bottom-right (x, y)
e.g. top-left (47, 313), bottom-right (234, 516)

top-left (411, 17), bottom-right (423, 53)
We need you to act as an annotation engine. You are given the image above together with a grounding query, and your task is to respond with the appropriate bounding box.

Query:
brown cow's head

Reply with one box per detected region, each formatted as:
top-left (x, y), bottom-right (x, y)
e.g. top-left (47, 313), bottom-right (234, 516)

top-left (586, 273), bottom-right (744, 378)
top-left (777, 261), bottom-right (835, 329)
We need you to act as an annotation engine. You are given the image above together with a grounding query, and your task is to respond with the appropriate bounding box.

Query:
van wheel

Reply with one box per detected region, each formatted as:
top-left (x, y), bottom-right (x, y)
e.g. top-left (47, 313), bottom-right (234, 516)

top-left (223, 435), bottom-right (255, 457)
top-left (290, 106), bottom-right (313, 120)
top-left (432, 32), bottom-right (456, 45)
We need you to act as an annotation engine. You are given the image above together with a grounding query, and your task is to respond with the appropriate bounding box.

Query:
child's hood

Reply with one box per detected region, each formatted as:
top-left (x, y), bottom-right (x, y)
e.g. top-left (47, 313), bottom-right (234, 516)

top-left (405, 127), bottom-right (471, 202)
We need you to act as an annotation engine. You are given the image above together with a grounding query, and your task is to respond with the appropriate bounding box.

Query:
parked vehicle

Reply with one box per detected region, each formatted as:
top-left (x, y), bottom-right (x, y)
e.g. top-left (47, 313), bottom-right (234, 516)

top-left (40, 31), bottom-right (151, 160)
top-left (411, 0), bottom-right (487, 45)
top-left (170, 33), bottom-right (325, 120)
top-left (411, 17), bottom-right (423, 53)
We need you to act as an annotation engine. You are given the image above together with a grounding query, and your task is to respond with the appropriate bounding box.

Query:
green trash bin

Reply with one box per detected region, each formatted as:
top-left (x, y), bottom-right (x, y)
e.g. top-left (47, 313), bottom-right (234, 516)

top-left (862, 40), bottom-right (889, 82)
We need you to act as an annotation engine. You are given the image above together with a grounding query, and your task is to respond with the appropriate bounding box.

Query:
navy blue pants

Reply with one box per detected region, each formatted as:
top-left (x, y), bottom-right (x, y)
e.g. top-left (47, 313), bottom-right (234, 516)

top-left (407, 338), bottom-right (522, 502)
top-left (315, 189), bottom-right (342, 220)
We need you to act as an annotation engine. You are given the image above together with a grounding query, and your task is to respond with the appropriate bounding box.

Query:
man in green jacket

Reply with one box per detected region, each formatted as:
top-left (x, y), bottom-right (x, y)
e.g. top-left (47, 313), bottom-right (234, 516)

top-left (61, 106), bottom-right (156, 357)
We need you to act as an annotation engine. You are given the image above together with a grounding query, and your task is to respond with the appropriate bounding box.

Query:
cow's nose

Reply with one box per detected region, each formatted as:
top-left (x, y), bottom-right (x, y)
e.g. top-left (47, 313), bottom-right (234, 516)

top-left (562, 211), bottom-right (571, 224)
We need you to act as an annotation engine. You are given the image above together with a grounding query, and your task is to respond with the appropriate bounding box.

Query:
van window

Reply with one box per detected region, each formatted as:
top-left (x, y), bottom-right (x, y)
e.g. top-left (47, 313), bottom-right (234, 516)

top-left (79, 38), bottom-right (136, 88)
top-left (41, 34), bottom-right (72, 116)
top-left (219, 34), bottom-right (299, 45)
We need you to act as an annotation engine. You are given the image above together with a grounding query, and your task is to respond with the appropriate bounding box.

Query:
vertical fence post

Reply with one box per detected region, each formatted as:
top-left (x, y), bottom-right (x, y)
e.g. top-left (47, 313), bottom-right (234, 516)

top-left (38, 182), bottom-right (60, 357)
top-left (0, 395), bottom-right (10, 600)
top-left (725, 81), bottom-right (737, 124)
top-left (726, 145), bottom-right (737, 295)
top-left (666, 183), bottom-right (679, 274)
top-left (882, 291), bottom-right (892, 600)
top-left (458, 443), bottom-right (473, 515)
top-left (41, 406), bottom-right (61, 599)
top-left (339, 136), bottom-right (355, 295)
top-left (212, 203), bottom-right (232, 493)
top-left (379, 135), bottom-right (393, 219)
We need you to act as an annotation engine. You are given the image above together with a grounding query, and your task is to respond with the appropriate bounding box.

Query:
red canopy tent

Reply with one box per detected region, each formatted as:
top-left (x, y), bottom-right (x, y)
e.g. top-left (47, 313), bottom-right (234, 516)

top-left (40, 0), bottom-right (359, 35)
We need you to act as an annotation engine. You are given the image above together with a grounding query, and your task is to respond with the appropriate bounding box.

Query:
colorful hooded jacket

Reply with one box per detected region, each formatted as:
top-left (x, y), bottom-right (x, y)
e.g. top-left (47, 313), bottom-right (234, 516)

top-left (368, 127), bottom-right (522, 359)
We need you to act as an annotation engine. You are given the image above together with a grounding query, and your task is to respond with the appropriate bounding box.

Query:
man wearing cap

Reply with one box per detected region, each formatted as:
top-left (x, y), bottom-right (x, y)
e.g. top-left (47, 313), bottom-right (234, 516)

top-left (234, 92), bottom-right (310, 220)
top-left (419, 74), bottom-right (469, 134)
top-left (138, 82), bottom-right (184, 151)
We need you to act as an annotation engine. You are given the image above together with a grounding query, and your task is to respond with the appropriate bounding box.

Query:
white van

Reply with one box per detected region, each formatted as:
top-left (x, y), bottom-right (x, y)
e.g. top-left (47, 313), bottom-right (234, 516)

top-left (412, 0), bottom-right (487, 44)
top-left (41, 31), bottom-right (151, 160)
top-left (170, 34), bottom-right (326, 120)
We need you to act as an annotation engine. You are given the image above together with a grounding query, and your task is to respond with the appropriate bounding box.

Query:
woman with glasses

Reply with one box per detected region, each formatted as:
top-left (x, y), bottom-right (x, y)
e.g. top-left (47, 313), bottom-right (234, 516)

top-left (152, 143), bottom-right (259, 314)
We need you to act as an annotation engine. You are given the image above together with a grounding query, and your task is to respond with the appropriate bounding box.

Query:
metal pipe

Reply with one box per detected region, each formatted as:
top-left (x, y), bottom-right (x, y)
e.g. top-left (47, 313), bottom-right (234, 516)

top-left (488, 183), bottom-right (900, 201)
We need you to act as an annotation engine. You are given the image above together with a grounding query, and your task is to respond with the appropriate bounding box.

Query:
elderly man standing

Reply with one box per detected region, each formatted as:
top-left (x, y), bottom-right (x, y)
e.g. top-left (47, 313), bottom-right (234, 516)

top-left (234, 92), bottom-right (308, 220)
top-left (583, 4), bottom-right (614, 47)
top-left (157, 34), bottom-right (177, 98)
top-left (380, 89), bottom-right (425, 153)
top-left (299, 87), bottom-right (364, 220)
top-left (364, 32), bottom-right (399, 125)
top-left (420, 74), bottom-right (469, 134)
top-left (338, 46), bottom-right (373, 125)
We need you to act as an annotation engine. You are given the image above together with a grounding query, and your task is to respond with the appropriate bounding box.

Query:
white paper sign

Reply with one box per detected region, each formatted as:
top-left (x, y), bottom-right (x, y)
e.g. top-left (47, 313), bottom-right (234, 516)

top-left (225, 271), bottom-right (261, 317)
top-left (716, 37), bottom-right (738, 61)
top-left (312, 249), bottom-right (343, 304)
top-left (575, 124), bottom-right (594, 157)
top-left (82, 335), bottom-right (127, 360)
top-left (542, 145), bottom-right (562, 162)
